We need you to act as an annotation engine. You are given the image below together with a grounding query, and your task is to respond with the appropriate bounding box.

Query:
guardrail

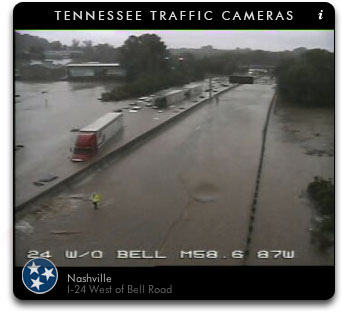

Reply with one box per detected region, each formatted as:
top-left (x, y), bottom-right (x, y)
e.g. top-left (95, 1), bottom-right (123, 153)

top-left (242, 92), bottom-right (277, 263)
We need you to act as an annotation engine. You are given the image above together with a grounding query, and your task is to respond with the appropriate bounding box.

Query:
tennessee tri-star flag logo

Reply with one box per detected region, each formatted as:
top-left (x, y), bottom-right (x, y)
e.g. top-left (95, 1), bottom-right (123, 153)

top-left (22, 258), bottom-right (58, 294)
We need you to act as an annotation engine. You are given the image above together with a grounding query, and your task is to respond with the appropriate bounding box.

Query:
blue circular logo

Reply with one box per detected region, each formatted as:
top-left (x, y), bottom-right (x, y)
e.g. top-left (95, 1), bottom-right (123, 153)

top-left (22, 258), bottom-right (58, 294)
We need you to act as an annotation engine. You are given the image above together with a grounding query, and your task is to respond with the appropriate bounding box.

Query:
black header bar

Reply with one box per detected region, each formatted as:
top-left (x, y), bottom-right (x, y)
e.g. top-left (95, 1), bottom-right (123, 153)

top-left (14, 2), bottom-right (334, 30)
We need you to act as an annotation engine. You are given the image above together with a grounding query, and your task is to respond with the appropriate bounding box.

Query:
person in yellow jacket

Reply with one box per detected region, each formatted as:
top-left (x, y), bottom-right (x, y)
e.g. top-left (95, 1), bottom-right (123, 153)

top-left (91, 192), bottom-right (101, 210)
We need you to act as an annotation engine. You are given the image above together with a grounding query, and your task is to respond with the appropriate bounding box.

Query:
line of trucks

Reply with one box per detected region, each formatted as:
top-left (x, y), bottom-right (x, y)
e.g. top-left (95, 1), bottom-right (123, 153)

top-left (70, 80), bottom-right (234, 162)
top-left (70, 83), bottom-right (204, 162)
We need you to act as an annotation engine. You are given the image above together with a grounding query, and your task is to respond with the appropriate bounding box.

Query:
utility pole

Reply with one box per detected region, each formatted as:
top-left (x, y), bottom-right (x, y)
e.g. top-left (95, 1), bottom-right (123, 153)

top-left (209, 77), bottom-right (212, 99)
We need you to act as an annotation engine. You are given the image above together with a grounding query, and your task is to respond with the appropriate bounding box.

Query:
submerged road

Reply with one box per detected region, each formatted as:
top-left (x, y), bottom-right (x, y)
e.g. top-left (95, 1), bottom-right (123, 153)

top-left (15, 80), bottom-right (215, 207)
top-left (16, 83), bottom-right (275, 266)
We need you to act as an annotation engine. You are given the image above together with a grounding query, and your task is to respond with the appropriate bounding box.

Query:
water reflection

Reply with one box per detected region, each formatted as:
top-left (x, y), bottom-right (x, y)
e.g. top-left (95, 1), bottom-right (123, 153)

top-left (67, 81), bottom-right (122, 91)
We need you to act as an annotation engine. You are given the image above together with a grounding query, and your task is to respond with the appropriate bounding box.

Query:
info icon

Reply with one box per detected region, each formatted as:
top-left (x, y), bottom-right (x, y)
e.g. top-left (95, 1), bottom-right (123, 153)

top-left (22, 258), bottom-right (58, 294)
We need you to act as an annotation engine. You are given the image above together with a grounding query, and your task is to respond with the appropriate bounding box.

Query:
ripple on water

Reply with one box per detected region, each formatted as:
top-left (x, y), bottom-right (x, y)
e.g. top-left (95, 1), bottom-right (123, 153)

top-left (191, 182), bottom-right (220, 203)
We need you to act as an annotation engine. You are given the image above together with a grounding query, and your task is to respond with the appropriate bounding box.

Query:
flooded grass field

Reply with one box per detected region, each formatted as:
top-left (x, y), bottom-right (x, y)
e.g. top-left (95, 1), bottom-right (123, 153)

top-left (247, 99), bottom-right (334, 265)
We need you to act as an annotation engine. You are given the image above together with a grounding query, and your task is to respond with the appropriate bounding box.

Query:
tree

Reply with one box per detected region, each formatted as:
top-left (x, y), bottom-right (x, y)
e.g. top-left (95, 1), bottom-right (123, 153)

top-left (49, 41), bottom-right (63, 50)
top-left (15, 32), bottom-right (49, 59)
top-left (275, 49), bottom-right (334, 107)
top-left (93, 44), bottom-right (117, 62)
top-left (71, 39), bottom-right (80, 49)
top-left (118, 34), bottom-right (169, 81)
top-left (81, 40), bottom-right (94, 60)
top-left (82, 40), bottom-right (93, 48)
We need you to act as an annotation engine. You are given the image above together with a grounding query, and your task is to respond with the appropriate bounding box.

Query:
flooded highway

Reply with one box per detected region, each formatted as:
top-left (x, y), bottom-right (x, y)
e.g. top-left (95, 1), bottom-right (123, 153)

top-left (15, 81), bottom-right (117, 205)
top-left (16, 83), bottom-right (275, 266)
top-left (15, 80), bottom-right (211, 206)
top-left (15, 81), bottom-right (334, 267)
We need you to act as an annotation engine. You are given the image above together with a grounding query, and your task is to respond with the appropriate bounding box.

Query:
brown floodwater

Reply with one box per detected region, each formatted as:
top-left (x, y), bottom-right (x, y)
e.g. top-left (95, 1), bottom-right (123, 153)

top-left (247, 100), bottom-right (334, 265)
top-left (15, 81), bottom-right (334, 267)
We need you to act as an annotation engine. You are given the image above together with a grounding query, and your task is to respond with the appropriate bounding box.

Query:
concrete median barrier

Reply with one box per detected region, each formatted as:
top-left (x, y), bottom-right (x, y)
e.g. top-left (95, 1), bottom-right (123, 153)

top-left (15, 85), bottom-right (240, 212)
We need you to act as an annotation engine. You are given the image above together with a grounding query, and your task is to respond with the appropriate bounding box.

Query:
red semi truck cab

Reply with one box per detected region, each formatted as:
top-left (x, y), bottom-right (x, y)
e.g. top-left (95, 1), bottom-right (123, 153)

top-left (71, 132), bottom-right (98, 161)
top-left (71, 112), bottom-right (123, 162)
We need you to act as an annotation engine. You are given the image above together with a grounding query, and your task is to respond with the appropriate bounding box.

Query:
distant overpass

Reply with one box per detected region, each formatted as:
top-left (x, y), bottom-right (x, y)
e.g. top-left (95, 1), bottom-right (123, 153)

top-left (66, 63), bottom-right (126, 80)
top-left (239, 64), bottom-right (275, 73)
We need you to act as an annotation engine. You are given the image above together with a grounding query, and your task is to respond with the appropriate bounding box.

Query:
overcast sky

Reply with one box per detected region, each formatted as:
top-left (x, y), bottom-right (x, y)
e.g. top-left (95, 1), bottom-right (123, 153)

top-left (17, 30), bottom-right (334, 52)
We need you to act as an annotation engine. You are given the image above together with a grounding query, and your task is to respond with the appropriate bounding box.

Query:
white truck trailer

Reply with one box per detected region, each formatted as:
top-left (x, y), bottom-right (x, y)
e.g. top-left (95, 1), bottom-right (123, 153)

top-left (71, 112), bottom-right (123, 161)
top-left (184, 84), bottom-right (203, 98)
top-left (155, 89), bottom-right (186, 108)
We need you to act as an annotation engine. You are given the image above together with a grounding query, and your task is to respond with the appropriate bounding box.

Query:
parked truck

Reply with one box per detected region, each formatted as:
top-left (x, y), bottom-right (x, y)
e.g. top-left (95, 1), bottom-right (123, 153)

top-left (229, 75), bottom-right (254, 84)
top-left (184, 84), bottom-right (202, 98)
top-left (154, 89), bottom-right (185, 108)
top-left (71, 112), bottom-right (123, 162)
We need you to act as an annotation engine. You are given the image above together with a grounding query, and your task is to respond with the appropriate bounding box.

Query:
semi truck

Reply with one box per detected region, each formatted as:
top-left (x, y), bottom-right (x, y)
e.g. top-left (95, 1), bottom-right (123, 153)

top-left (229, 75), bottom-right (254, 84)
top-left (184, 84), bottom-right (202, 98)
top-left (154, 89), bottom-right (185, 108)
top-left (71, 112), bottom-right (123, 162)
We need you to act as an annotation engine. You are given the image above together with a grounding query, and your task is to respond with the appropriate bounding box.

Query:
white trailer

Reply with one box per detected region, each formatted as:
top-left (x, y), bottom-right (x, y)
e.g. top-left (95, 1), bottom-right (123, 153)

top-left (184, 84), bottom-right (202, 97)
top-left (164, 90), bottom-right (186, 105)
top-left (81, 112), bottom-right (123, 148)
top-left (71, 112), bottom-right (123, 161)
top-left (155, 89), bottom-right (185, 108)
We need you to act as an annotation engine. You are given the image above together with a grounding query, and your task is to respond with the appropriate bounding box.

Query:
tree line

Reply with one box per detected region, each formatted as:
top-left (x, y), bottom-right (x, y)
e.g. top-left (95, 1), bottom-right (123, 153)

top-left (15, 32), bottom-right (334, 106)
top-left (15, 33), bottom-right (118, 63)
top-left (275, 49), bottom-right (334, 107)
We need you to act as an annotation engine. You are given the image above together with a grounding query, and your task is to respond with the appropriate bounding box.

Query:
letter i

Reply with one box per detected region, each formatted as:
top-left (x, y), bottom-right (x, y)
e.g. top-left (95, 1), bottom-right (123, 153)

top-left (318, 10), bottom-right (323, 20)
